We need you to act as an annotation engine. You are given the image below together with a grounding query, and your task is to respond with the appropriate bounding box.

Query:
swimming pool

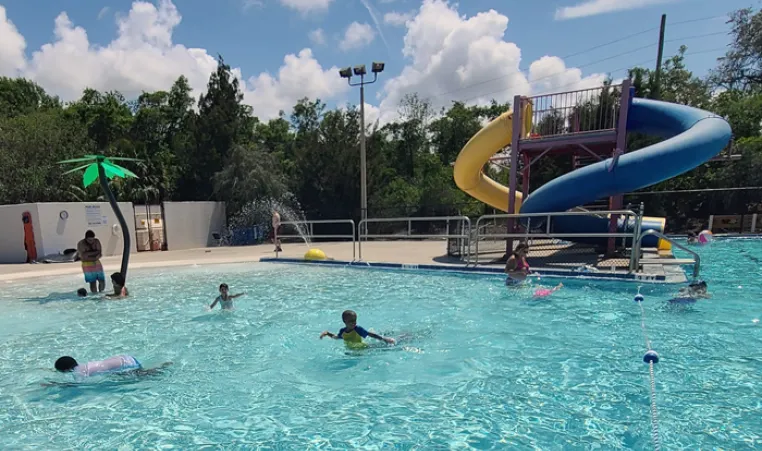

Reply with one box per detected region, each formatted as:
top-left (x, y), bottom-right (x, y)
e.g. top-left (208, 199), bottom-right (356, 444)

top-left (0, 238), bottom-right (760, 449)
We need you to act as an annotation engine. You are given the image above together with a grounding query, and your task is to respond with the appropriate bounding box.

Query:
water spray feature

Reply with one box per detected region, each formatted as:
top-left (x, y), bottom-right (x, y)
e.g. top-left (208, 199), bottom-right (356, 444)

top-left (220, 197), bottom-right (311, 247)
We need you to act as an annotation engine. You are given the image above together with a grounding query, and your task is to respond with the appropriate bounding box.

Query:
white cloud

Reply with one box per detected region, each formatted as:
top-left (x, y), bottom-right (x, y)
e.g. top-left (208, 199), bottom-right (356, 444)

top-left (383, 11), bottom-right (413, 27)
top-left (373, 0), bottom-right (606, 125)
top-left (242, 0), bottom-right (264, 11)
top-left (555, 0), bottom-right (675, 20)
top-left (0, 0), bottom-right (346, 121)
top-left (339, 22), bottom-right (375, 51)
top-left (243, 48), bottom-right (348, 119)
top-left (279, 0), bottom-right (333, 14)
top-left (97, 7), bottom-right (111, 20)
top-left (0, 5), bottom-right (26, 76)
top-left (308, 28), bottom-right (326, 45)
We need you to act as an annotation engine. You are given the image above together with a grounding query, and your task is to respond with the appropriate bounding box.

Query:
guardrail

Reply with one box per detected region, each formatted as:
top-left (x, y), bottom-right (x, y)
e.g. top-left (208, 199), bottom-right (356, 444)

top-left (358, 216), bottom-right (472, 264)
top-left (634, 229), bottom-right (700, 281)
top-left (473, 209), bottom-right (643, 269)
top-left (277, 219), bottom-right (356, 260)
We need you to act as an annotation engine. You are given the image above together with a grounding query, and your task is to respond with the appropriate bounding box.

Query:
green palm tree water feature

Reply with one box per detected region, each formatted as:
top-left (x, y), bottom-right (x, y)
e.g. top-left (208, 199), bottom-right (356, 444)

top-left (58, 155), bottom-right (140, 283)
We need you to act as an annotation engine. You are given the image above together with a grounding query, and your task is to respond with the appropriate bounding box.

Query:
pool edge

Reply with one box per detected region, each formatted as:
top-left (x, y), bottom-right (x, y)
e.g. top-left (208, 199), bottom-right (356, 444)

top-left (259, 257), bottom-right (681, 284)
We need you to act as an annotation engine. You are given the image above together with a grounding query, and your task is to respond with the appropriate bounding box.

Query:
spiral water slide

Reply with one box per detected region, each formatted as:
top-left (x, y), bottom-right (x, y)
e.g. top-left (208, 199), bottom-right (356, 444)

top-left (453, 97), bottom-right (733, 247)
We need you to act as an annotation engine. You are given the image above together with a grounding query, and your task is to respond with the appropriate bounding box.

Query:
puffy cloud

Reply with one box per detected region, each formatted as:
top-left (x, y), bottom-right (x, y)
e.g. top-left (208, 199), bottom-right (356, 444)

top-left (0, 6), bottom-right (26, 76)
top-left (279, 0), bottom-right (333, 14)
top-left (243, 48), bottom-right (348, 120)
top-left (555, 0), bottom-right (675, 21)
top-left (308, 28), bottom-right (326, 45)
top-left (339, 22), bottom-right (375, 52)
top-left (374, 0), bottom-right (606, 124)
top-left (383, 11), bottom-right (413, 27)
top-left (0, 0), bottom-right (346, 121)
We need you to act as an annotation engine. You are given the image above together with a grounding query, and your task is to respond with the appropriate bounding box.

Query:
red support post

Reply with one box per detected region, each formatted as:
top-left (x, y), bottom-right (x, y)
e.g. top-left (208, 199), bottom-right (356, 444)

top-left (506, 95), bottom-right (523, 258)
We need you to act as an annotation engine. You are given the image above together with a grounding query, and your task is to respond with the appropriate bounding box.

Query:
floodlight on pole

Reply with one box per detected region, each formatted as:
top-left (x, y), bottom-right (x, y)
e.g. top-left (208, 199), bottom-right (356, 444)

top-left (340, 61), bottom-right (385, 225)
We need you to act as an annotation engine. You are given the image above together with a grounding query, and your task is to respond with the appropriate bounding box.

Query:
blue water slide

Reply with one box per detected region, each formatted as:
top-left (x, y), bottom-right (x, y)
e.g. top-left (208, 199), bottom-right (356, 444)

top-left (519, 96), bottom-right (733, 247)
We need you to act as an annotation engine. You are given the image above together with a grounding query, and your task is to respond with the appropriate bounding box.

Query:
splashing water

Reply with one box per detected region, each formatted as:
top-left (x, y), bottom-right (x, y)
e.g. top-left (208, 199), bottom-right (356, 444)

top-left (220, 198), bottom-right (311, 247)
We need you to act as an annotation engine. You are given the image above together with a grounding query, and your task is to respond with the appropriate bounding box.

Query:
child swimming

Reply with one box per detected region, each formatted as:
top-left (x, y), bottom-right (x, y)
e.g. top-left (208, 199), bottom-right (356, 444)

top-left (668, 280), bottom-right (710, 304)
top-left (53, 355), bottom-right (172, 382)
top-left (320, 310), bottom-right (396, 347)
top-left (534, 283), bottom-right (563, 297)
top-left (209, 283), bottom-right (246, 310)
top-left (105, 272), bottom-right (129, 299)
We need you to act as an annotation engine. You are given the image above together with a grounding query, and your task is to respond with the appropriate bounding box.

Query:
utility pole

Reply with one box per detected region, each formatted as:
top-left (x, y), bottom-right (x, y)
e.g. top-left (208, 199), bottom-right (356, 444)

top-left (652, 14), bottom-right (667, 100)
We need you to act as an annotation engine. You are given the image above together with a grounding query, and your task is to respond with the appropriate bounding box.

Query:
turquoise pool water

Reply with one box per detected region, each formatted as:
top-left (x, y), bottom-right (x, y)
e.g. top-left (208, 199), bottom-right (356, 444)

top-left (0, 239), bottom-right (760, 449)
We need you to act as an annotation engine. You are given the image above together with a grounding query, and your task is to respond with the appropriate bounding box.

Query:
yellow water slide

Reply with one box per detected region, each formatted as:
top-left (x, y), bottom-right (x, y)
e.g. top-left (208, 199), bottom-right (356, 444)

top-left (453, 103), bottom-right (533, 213)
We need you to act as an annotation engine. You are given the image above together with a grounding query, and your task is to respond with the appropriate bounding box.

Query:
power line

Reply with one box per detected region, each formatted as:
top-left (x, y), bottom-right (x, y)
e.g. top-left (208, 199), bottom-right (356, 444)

top-left (666, 31), bottom-right (729, 43)
top-left (668, 14), bottom-right (727, 26)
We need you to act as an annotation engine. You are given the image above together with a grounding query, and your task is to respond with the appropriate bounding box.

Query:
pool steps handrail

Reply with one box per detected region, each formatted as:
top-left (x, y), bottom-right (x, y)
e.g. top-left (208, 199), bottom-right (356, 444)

top-left (473, 209), bottom-right (641, 269)
top-left (634, 229), bottom-right (700, 281)
top-left (357, 216), bottom-right (472, 265)
top-left (278, 219), bottom-right (357, 260)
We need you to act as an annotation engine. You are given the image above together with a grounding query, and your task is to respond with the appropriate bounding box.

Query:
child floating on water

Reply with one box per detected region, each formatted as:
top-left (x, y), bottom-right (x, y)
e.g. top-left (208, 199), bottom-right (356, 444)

top-left (53, 355), bottom-right (172, 382)
top-left (320, 310), bottom-right (396, 347)
top-left (534, 283), bottom-right (563, 297)
top-left (209, 283), bottom-right (246, 310)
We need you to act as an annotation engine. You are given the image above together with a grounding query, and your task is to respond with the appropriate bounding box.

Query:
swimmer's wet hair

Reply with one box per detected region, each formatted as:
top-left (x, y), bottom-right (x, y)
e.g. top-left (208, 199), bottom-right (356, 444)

top-left (219, 283), bottom-right (229, 290)
top-left (55, 356), bottom-right (78, 372)
top-left (77, 288), bottom-right (87, 297)
top-left (342, 310), bottom-right (357, 323)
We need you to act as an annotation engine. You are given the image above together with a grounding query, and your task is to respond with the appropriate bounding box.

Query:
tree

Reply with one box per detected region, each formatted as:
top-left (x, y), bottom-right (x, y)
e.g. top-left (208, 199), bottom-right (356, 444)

top-left (711, 7), bottom-right (762, 92)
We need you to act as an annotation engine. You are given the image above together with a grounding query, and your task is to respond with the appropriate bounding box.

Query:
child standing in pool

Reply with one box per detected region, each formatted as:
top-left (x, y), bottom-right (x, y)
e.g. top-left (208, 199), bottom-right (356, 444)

top-left (320, 310), bottom-right (396, 347)
top-left (209, 283), bottom-right (246, 310)
top-left (505, 242), bottom-right (531, 286)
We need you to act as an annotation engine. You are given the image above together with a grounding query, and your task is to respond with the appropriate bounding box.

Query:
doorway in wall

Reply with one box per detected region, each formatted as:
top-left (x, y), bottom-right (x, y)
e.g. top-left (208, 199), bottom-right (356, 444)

top-left (22, 211), bottom-right (37, 262)
top-left (133, 204), bottom-right (166, 252)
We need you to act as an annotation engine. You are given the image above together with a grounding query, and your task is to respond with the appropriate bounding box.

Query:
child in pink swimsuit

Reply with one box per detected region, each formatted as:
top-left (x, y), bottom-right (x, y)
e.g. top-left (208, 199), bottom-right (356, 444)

top-left (505, 242), bottom-right (531, 286)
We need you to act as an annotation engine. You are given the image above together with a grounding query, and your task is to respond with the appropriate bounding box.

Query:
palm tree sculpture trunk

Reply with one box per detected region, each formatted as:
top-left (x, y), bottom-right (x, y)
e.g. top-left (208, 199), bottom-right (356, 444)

top-left (59, 154), bottom-right (140, 285)
top-left (98, 163), bottom-right (131, 282)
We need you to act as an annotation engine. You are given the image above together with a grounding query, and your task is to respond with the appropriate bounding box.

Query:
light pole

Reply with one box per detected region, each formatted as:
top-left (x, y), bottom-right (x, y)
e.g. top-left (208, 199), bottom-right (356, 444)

top-left (339, 62), bottom-right (385, 222)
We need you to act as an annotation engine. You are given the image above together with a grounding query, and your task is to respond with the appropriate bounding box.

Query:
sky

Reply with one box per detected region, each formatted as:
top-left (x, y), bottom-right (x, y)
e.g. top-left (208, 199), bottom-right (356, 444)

top-left (0, 0), bottom-right (750, 125)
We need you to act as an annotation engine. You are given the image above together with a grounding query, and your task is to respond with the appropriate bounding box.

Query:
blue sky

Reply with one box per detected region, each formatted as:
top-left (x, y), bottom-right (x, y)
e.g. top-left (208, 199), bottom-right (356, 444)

top-left (0, 0), bottom-right (749, 121)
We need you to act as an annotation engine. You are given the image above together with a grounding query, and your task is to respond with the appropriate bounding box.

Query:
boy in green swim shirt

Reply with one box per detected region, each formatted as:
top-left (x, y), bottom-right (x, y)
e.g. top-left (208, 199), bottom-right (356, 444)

top-left (320, 310), bottom-right (396, 347)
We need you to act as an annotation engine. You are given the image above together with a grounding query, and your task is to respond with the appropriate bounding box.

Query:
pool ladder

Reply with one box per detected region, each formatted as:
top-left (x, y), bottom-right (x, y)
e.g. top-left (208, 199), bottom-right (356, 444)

top-left (633, 230), bottom-right (701, 281)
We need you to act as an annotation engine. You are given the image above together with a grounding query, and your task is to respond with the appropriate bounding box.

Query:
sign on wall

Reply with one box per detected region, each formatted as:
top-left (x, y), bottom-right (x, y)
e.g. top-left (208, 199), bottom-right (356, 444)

top-left (85, 205), bottom-right (108, 227)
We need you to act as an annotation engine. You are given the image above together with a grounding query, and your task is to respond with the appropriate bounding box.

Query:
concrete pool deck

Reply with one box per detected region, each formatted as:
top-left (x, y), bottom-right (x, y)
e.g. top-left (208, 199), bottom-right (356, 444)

top-left (0, 240), bottom-right (689, 283)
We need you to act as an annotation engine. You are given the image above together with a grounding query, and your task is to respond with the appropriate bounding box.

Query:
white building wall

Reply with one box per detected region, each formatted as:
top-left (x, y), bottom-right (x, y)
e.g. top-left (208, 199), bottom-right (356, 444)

top-left (163, 202), bottom-right (226, 250)
top-left (35, 202), bottom-right (137, 257)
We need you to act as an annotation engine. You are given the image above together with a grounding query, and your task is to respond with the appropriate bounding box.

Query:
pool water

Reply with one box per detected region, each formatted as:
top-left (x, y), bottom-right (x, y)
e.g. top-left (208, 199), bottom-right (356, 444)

top-left (1, 239), bottom-right (761, 449)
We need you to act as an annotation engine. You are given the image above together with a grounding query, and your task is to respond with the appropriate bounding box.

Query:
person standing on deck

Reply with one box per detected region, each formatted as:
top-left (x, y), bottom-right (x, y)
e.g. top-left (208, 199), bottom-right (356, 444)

top-left (77, 230), bottom-right (105, 294)
top-left (271, 211), bottom-right (283, 252)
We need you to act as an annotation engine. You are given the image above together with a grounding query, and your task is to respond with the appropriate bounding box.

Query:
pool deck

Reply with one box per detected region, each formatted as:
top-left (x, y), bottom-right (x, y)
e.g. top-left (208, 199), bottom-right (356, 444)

top-left (0, 240), bottom-right (689, 284)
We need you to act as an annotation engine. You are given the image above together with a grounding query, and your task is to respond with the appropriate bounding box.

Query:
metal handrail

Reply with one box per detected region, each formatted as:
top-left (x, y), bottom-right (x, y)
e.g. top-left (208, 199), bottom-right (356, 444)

top-left (635, 229), bottom-right (701, 281)
top-left (358, 216), bottom-right (472, 265)
top-left (277, 219), bottom-right (356, 260)
top-left (473, 210), bottom-right (640, 267)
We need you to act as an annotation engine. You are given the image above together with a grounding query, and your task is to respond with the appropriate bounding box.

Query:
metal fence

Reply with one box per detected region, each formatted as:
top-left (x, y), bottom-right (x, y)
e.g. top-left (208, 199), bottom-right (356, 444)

top-left (526, 84), bottom-right (623, 139)
top-left (358, 216), bottom-right (472, 264)
top-left (277, 219), bottom-right (356, 260)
